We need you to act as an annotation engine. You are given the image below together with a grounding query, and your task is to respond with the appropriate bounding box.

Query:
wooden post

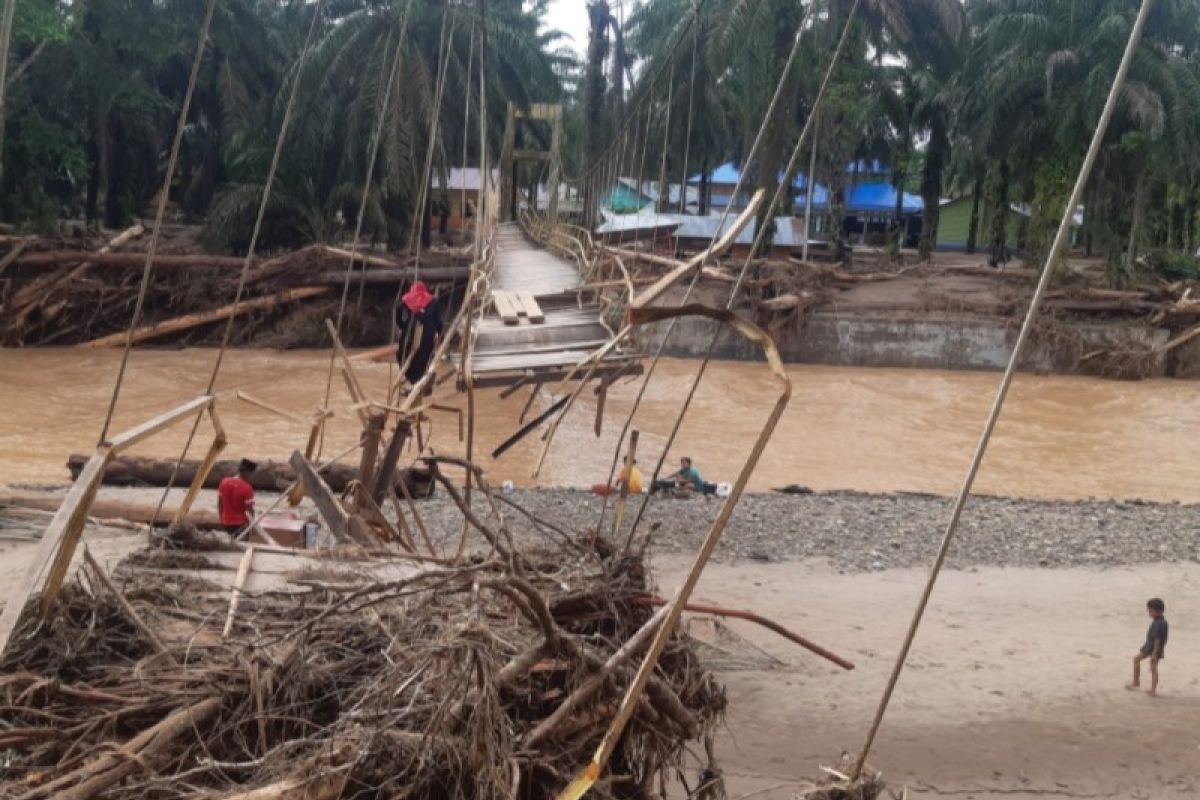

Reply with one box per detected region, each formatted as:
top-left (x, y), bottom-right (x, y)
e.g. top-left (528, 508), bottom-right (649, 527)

top-left (610, 430), bottom-right (639, 542)
top-left (174, 432), bottom-right (227, 522)
top-left (371, 420), bottom-right (411, 505)
top-left (289, 450), bottom-right (350, 542)
top-left (288, 416), bottom-right (325, 507)
top-left (222, 546), bottom-right (254, 639)
top-left (357, 413), bottom-right (386, 486)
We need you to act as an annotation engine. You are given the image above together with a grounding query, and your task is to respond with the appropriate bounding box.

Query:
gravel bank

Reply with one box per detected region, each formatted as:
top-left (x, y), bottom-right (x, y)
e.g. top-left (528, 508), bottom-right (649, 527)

top-left (412, 488), bottom-right (1200, 572)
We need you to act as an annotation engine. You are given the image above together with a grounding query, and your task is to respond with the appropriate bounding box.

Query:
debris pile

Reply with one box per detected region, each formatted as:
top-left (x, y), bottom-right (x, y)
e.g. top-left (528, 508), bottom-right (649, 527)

top-left (0, 230), bottom-right (470, 348)
top-left (0, 525), bottom-right (726, 800)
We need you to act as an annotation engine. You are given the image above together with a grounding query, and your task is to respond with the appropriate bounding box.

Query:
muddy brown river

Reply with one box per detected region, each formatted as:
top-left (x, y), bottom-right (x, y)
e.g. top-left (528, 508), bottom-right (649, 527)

top-left (1, 347), bottom-right (1196, 501)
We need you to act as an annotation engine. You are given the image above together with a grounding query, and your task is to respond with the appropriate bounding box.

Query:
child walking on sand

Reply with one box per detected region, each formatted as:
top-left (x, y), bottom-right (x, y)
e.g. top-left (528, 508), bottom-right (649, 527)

top-left (1127, 598), bottom-right (1168, 696)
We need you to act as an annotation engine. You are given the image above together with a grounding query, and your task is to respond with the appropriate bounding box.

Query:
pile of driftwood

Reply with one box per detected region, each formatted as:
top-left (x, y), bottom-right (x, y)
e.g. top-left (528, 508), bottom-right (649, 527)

top-left (0, 227), bottom-right (470, 347)
top-left (0, 521), bottom-right (726, 800)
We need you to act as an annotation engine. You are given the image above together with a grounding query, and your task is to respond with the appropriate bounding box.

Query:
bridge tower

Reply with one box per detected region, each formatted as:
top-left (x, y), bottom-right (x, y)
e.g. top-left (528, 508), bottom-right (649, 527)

top-left (498, 102), bottom-right (562, 224)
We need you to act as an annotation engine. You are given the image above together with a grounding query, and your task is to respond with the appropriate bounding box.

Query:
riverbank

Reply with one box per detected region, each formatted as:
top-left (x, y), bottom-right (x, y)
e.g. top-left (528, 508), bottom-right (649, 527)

top-left (379, 487), bottom-right (1200, 571)
top-left (2, 486), bottom-right (1196, 800)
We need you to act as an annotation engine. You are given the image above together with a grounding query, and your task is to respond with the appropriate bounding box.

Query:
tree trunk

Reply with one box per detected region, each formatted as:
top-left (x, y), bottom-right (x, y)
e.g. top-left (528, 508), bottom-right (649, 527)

top-left (965, 176), bottom-right (983, 254)
top-left (582, 1), bottom-right (610, 224)
top-left (917, 118), bottom-right (947, 261)
top-left (988, 160), bottom-right (1011, 267)
top-left (1125, 169), bottom-right (1148, 273)
top-left (698, 158), bottom-right (709, 216)
top-left (66, 453), bottom-right (437, 498)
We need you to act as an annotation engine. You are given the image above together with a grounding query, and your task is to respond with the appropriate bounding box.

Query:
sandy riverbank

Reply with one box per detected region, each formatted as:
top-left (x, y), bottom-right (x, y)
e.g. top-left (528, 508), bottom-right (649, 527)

top-left (2, 486), bottom-right (1196, 799)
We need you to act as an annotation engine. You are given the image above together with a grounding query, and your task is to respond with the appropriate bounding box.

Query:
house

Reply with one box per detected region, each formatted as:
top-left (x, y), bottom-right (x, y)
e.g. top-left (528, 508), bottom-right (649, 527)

top-left (934, 194), bottom-right (1073, 252)
top-left (430, 167), bottom-right (497, 229)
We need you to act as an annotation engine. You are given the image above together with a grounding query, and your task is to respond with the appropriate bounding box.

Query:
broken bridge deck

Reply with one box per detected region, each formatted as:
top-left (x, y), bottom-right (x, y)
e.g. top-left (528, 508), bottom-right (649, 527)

top-left (460, 223), bottom-right (641, 389)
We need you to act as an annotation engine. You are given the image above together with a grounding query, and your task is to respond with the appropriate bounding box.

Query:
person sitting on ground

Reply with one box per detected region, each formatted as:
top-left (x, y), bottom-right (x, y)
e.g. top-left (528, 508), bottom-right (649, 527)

top-left (652, 456), bottom-right (716, 496)
top-left (1128, 597), bottom-right (1168, 696)
top-left (218, 458), bottom-right (257, 537)
top-left (397, 280), bottom-right (443, 390)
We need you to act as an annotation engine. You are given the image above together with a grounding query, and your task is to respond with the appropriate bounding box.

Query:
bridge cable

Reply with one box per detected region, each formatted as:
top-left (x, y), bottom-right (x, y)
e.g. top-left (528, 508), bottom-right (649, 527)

top-left (619, 0), bottom-right (862, 548)
top-left (850, 0), bottom-right (1155, 779)
top-left (317, 0), bottom-right (415, 449)
top-left (147, 0), bottom-right (330, 529)
top-left (95, 0), bottom-right (219, 445)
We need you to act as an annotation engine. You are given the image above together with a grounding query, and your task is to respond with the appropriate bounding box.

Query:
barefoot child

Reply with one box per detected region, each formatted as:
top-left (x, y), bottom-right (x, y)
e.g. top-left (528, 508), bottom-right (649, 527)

top-left (1128, 598), bottom-right (1168, 696)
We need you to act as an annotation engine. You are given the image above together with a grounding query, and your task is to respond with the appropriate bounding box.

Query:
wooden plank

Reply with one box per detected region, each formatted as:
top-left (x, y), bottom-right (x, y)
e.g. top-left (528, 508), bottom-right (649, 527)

top-left (631, 189), bottom-right (765, 310)
top-left (288, 418), bottom-right (324, 507)
top-left (0, 447), bottom-right (112, 657)
top-left (105, 395), bottom-right (214, 452)
top-left (492, 291), bottom-right (521, 325)
top-left (288, 450), bottom-right (350, 542)
top-left (79, 287), bottom-right (330, 348)
top-left (516, 292), bottom-right (545, 323)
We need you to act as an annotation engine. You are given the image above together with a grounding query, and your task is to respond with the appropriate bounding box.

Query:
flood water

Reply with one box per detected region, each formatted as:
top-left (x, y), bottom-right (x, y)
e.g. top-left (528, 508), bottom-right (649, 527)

top-left (1, 347), bottom-right (1197, 502)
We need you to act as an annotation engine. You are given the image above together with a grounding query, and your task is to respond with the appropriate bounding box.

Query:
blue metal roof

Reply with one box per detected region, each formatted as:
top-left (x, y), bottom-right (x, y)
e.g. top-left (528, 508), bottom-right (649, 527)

top-left (688, 163), bottom-right (921, 213)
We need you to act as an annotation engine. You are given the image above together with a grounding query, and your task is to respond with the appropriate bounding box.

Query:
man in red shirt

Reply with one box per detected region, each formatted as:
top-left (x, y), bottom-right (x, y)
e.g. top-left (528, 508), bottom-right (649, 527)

top-left (218, 459), bottom-right (257, 537)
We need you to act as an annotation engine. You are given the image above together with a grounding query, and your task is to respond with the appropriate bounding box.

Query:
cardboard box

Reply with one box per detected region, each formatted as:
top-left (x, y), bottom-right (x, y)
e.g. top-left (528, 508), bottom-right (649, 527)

top-left (250, 515), bottom-right (307, 548)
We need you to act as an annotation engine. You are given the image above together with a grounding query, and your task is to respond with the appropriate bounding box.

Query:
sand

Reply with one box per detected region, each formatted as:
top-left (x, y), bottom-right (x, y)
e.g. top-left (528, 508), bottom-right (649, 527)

top-left (653, 555), bottom-right (1199, 799)
top-left (2, 521), bottom-right (1196, 799)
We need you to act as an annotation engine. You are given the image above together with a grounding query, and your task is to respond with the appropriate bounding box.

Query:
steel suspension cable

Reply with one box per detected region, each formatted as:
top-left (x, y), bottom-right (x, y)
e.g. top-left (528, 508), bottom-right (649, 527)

top-left (95, 0), bottom-right (219, 445)
top-left (596, 3), bottom-right (813, 538)
top-left (409, 6), bottom-right (456, 274)
top-left (147, 0), bottom-right (329, 527)
top-left (850, 0), bottom-right (1155, 778)
top-left (319, 0), bottom-right (414, 438)
top-left (676, 2), bottom-right (699, 214)
top-left (617, 0), bottom-right (858, 548)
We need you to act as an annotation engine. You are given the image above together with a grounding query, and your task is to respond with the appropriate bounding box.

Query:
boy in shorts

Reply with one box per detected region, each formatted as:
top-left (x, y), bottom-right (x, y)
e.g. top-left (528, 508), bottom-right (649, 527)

top-left (1127, 597), bottom-right (1168, 696)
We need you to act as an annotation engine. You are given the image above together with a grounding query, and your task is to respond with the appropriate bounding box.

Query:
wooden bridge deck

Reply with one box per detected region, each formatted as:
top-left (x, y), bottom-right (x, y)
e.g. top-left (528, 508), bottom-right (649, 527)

top-left (460, 223), bottom-right (640, 389)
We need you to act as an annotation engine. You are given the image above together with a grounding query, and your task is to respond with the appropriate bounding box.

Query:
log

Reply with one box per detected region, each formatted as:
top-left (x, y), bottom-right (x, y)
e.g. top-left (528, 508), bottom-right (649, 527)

top-left (79, 286), bottom-right (330, 348)
top-left (65, 453), bottom-right (435, 498)
top-left (309, 266), bottom-right (469, 284)
top-left (0, 490), bottom-right (223, 529)
top-left (13, 250), bottom-right (250, 270)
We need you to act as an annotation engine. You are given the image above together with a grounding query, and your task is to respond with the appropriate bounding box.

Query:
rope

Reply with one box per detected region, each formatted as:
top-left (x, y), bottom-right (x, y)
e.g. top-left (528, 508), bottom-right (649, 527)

top-left (618, 0), bottom-right (856, 548)
top-left (850, 0), bottom-right (1154, 778)
top-left (146, 0), bottom-right (329, 529)
top-left (94, 0), bottom-right (218, 445)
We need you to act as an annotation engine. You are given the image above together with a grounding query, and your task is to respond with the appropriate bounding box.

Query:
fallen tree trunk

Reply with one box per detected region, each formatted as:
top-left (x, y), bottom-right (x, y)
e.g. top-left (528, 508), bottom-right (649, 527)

top-left (308, 266), bottom-right (470, 284)
top-left (66, 454), bottom-right (436, 497)
top-left (0, 491), bottom-right (222, 529)
top-left (78, 286), bottom-right (330, 348)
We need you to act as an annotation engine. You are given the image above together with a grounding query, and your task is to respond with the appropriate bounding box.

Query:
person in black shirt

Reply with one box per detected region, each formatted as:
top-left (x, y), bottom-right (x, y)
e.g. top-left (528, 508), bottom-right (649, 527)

top-left (1128, 597), bottom-right (1168, 696)
top-left (397, 280), bottom-right (444, 388)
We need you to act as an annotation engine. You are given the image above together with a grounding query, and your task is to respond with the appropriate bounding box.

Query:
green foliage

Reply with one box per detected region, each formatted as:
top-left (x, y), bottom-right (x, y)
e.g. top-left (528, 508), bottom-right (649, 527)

top-left (1145, 249), bottom-right (1200, 281)
top-left (1, 0), bottom-right (563, 247)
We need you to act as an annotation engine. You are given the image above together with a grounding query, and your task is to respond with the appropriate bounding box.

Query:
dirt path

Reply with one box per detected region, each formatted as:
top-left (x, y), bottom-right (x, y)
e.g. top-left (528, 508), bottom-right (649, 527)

top-left (653, 555), bottom-right (1199, 799)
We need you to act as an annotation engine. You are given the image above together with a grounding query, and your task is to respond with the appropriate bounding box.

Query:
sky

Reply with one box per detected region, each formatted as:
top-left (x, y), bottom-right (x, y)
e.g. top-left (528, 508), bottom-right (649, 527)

top-left (543, 0), bottom-right (591, 56)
